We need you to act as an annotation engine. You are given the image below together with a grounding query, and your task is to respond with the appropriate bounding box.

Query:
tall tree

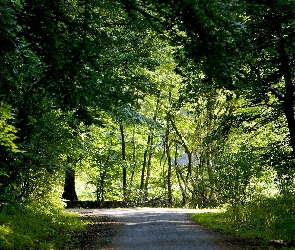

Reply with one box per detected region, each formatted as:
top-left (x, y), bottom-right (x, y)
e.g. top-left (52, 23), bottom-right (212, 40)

top-left (121, 0), bottom-right (295, 176)
top-left (120, 122), bottom-right (127, 198)
top-left (0, 0), bottom-right (163, 204)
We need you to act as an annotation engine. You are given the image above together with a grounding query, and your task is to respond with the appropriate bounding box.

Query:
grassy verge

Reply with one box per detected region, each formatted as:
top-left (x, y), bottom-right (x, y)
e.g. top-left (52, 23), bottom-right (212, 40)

top-left (191, 196), bottom-right (295, 249)
top-left (0, 200), bottom-right (88, 250)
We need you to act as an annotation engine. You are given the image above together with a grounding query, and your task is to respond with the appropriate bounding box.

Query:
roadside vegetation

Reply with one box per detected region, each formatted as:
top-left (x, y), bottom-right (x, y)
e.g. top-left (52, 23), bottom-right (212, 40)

top-left (192, 195), bottom-right (295, 248)
top-left (0, 200), bottom-right (87, 250)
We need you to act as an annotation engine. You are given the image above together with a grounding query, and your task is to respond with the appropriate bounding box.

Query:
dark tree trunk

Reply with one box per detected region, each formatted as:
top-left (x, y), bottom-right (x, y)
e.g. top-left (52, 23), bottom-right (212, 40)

top-left (169, 114), bottom-right (193, 179)
top-left (140, 135), bottom-right (151, 191)
top-left (130, 123), bottom-right (137, 187)
top-left (174, 145), bottom-right (187, 206)
top-left (62, 168), bottom-right (78, 201)
top-left (144, 135), bottom-right (154, 199)
top-left (141, 93), bottom-right (161, 199)
top-left (281, 60), bottom-right (295, 159)
top-left (120, 122), bottom-right (127, 198)
top-left (164, 118), bottom-right (173, 205)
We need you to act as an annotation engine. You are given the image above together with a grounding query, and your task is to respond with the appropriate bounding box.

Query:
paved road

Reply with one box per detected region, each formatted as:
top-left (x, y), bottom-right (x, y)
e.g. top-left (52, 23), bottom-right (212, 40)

top-left (69, 208), bottom-right (245, 250)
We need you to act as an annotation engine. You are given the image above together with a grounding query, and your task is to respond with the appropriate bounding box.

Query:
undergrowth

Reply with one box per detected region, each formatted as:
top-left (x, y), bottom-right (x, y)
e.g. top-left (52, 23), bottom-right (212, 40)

top-left (0, 199), bottom-right (88, 250)
top-left (192, 195), bottom-right (295, 247)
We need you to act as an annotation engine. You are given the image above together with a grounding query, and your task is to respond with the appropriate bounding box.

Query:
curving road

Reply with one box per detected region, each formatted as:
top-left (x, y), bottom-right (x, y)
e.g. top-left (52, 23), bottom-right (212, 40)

top-left (69, 208), bottom-right (246, 250)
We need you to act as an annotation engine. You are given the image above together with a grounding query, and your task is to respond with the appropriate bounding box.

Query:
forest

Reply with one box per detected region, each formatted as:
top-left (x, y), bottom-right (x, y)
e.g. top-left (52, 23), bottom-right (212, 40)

top-left (1, 0), bottom-right (295, 249)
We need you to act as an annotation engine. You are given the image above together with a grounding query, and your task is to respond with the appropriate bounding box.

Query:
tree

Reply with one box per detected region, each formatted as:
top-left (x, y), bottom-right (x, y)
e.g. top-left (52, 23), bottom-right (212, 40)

top-left (239, 0), bottom-right (295, 159)
top-left (121, 0), bottom-right (295, 182)
top-left (0, 0), bottom-right (164, 204)
top-left (119, 122), bottom-right (128, 198)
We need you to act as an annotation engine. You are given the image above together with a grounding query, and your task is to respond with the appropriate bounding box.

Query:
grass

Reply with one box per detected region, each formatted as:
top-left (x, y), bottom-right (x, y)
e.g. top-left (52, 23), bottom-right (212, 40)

top-left (191, 209), bottom-right (265, 239)
top-left (192, 195), bottom-right (295, 249)
top-left (0, 200), bottom-right (88, 250)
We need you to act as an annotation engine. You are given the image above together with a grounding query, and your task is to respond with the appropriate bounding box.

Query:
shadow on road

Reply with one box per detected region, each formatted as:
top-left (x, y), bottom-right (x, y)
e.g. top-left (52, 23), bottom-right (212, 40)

top-left (69, 208), bottom-right (248, 250)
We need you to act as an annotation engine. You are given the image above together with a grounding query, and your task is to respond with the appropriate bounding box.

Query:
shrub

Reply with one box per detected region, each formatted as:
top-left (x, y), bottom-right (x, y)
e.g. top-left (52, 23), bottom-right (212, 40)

top-left (0, 200), bottom-right (87, 249)
top-left (192, 195), bottom-right (295, 242)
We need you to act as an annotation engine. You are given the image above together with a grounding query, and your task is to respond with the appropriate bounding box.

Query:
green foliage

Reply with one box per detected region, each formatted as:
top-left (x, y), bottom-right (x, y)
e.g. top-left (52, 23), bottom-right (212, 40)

top-left (238, 196), bottom-right (295, 241)
top-left (75, 123), bottom-right (123, 201)
top-left (213, 143), bottom-right (262, 206)
top-left (1, 2), bottom-right (295, 243)
top-left (0, 200), bottom-right (87, 250)
top-left (191, 210), bottom-right (231, 232)
top-left (0, 103), bottom-right (18, 152)
top-left (192, 195), bottom-right (295, 242)
top-left (0, 109), bottom-right (78, 204)
top-left (0, 103), bottom-right (20, 204)
top-left (0, 0), bottom-right (168, 205)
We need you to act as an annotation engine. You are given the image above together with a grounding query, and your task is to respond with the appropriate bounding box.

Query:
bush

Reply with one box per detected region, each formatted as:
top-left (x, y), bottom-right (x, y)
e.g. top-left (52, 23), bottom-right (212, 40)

top-left (0, 200), bottom-right (88, 249)
top-left (192, 195), bottom-right (295, 243)
top-left (238, 195), bottom-right (295, 241)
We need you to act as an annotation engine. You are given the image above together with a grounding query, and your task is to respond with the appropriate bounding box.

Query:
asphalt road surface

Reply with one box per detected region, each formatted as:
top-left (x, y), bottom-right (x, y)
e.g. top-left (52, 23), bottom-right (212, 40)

top-left (69, 208), bottom-right (246, 250)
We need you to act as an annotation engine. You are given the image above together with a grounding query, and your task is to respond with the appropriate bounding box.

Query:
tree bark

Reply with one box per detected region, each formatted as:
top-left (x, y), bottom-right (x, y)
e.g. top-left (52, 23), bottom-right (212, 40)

top-left (174, 145), bottom-right (187, 205)
top-left (281, 59), bottom-right (295, 159)
top-left (62, 168), bottom-right (78, 201)
top-left (140, 135), bottom-right (150, 191)
top-left (130, 123), bottom-right (137, 187)
top-left (164, 121), bottom-right (173, 205)
top-left (140, 92), bottom-right (161, 198)
top-left (144, 136), bottom-right (154, 199)
top-left (120, 122), bottom-right (127, 198)
top-left (169, 114), bottom-right (193, 180)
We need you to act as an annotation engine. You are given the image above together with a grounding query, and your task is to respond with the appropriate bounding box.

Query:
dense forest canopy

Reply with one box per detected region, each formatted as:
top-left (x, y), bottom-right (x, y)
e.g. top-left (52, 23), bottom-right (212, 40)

top-left (1, 0), bottom-right (295, 210)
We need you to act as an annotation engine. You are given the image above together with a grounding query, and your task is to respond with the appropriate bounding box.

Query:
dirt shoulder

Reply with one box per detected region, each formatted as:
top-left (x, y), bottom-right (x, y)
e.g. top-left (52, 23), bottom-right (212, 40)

top-left (71, 213), bottom-right (123, 250)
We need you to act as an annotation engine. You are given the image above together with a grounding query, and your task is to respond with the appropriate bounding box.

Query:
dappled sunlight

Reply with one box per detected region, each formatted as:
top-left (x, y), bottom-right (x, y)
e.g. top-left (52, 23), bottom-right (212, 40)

top-left (67, 207), bottom-right (219, 216)
top-left (69, 208), bottom-right (243, 250)
top-left (3, 0), bottom-right (295, 249)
